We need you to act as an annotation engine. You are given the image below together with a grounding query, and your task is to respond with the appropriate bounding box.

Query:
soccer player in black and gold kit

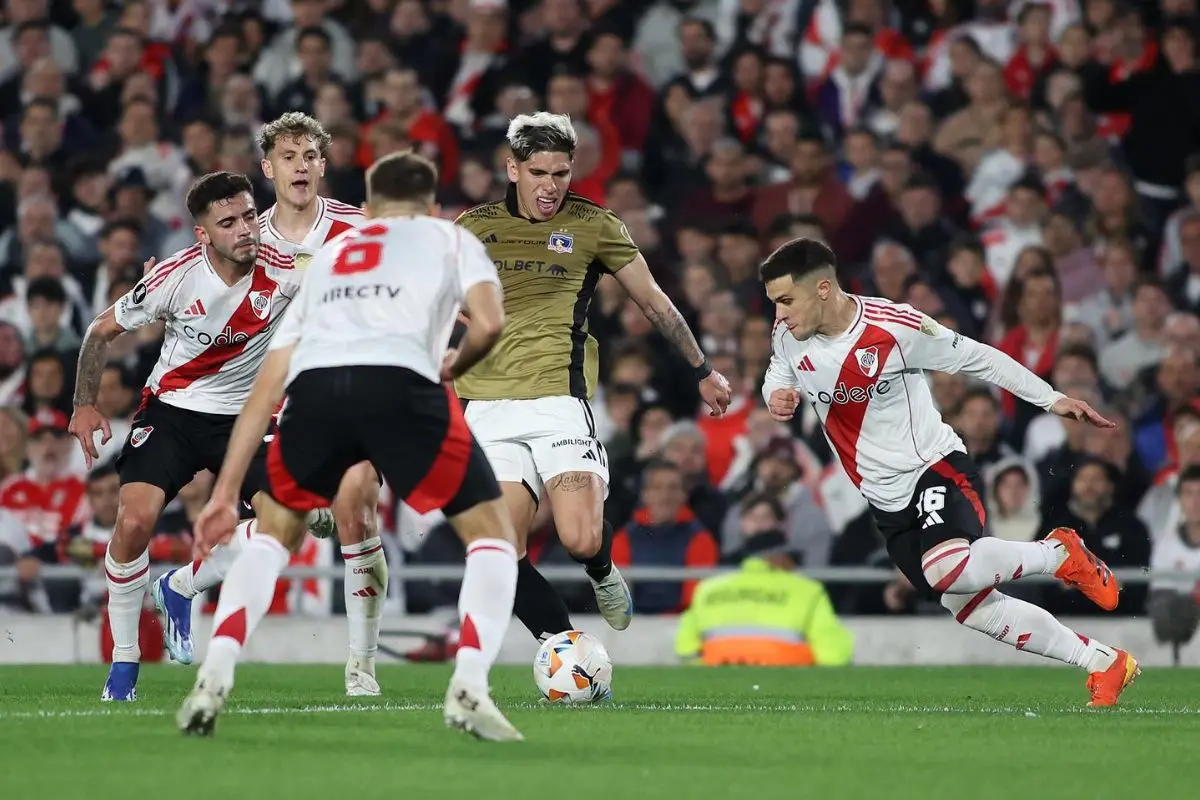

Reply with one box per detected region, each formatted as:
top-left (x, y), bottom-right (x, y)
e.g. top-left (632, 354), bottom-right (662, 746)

top-left (456, 113), bottom-right (732, 641)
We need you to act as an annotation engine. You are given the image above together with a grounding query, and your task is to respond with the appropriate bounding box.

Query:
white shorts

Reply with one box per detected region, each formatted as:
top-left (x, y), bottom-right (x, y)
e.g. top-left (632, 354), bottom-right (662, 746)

top-left (462, 396), bottom-right (609, 501)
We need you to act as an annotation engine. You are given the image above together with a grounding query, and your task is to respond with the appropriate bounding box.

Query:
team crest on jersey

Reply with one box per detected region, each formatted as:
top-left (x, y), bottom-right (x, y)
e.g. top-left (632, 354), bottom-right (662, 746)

top-left (130, 427), bottom-right (153, 448)
top-left (547, 231), bottom-right (574, 254)
top-left (294, 252), bottom-right (313, 270)
top-left (855, 347), bottom-right (880, 378)
top-left (249, 290), bottom-right (272, 320)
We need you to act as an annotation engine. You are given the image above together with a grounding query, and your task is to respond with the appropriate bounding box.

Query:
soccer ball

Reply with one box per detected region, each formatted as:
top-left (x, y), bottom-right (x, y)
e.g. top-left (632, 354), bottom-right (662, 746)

top-left (533, 630), bottom-right (613, 703)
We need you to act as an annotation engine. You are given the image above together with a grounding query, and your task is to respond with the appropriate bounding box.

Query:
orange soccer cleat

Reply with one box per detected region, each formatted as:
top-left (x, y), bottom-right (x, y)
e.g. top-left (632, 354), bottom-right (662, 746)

top-left (1046, 527), bottom-right (1120, 611)
top-left (1087, 648), bottom-right (1140, 708)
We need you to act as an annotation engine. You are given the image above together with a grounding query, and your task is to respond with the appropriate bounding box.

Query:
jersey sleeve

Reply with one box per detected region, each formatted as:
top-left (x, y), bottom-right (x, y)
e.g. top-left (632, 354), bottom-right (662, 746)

top-left (596, 209), bottom-right (639, 273)
top-left (112, 262), bottom-right (188, 330)
top-left (456, 227), bottom-right (501, 296)
top-left (889, 305), bottom-right (1066, 411)
top-left (761, 322), bottom-right (800, 405)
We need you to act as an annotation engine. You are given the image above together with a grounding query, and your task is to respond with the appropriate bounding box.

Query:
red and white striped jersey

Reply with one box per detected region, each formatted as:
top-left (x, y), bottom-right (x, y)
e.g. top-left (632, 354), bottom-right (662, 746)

top-left (258, 196), bottom-right (366, 265)
top-left (761, 296), bottom-right (1064, 512)
top-left (113, 242), bottom-right (301, 415)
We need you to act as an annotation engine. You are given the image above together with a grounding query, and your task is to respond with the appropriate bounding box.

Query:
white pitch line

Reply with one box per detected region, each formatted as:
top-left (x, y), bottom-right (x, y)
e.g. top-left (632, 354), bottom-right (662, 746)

top-left (1, 702), bottom-right (1198, 721)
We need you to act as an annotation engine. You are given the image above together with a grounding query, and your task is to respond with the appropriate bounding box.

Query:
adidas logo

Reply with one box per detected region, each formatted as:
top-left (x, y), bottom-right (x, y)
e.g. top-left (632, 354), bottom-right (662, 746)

top-left (184, 298), bottom-right (206, 317)
top-left (797, 355), bottom-right (815, 371)
top-left (481, 233), bottom-right (499, 244)
top-left (352, 587), bottom-right (377, 598)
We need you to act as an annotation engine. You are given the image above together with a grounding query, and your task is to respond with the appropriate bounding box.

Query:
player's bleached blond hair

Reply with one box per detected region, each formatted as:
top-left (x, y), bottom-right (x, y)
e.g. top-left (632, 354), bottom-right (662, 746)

top-left (506, 112), bottom-right (577, 162)
top-left (256, 112), bottom-right (332, 156)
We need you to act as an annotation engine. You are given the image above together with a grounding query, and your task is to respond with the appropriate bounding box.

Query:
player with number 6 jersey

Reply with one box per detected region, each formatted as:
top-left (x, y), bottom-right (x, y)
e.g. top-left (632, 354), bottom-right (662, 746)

top-left (759, 238), bottom-right (1140, 708)
top-left (147, 112), bottom-right (389, 698)
top-left (182, 151), bottom-right (522, 741)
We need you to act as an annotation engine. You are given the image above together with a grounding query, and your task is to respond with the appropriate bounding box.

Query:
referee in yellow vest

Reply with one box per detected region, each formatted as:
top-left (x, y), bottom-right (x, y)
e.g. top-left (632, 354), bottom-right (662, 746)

top-left (674, 529), bottom-right (854, 666)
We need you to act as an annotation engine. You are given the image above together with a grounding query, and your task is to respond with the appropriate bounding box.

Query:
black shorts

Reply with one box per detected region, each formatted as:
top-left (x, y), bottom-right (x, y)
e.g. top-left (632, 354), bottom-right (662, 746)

top-left (116, 393), bottom-right (269, 507)
top-left (870, 451), bottom-right (987, 599)
top-left (267, 365), bottom-right (499, 517)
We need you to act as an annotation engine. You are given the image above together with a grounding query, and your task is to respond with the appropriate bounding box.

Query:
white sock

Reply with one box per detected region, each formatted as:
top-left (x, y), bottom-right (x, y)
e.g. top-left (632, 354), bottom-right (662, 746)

top-left (452, 538), bottom-right (518, 692)
top-left (923, 537), bottom-right (1065, 594)
top-left (200, 533), bottom-right (291, 689)
top-left (169, 520), bottom-right (254, 598)
top-left (104, 546), bottom-right (150, 663)
top-left (342, 536), bottom-right (388, 672)
top-left (943, 587), bottom-right (1119, 673)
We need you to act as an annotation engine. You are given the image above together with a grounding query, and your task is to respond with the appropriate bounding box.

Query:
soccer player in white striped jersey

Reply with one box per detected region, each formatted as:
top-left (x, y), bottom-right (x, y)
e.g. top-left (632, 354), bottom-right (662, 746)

top-left (255, 113), bottom-right (388, 697)
top-left (760, 238), bottom-right (1139, 707)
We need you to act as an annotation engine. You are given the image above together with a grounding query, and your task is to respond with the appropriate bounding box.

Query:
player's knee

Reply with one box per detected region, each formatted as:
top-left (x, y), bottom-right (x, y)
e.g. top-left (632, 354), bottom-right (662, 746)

top-left (111, 486), bottom-right (164, 558)
top-left (253, 493), bottom-right (310, 552)
top-left (920, 539), bottom-right (973, 594)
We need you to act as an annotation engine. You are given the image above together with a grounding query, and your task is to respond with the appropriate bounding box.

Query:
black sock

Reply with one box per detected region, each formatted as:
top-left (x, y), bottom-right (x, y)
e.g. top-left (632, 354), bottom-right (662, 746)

top-left (573, 520), bottom-right (614, 583)
top-left (513, 556), bottom-right (573, 642)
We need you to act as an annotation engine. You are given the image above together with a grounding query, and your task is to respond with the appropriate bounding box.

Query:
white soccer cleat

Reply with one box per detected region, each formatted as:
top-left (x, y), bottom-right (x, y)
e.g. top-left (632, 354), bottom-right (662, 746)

top-left (591, 566), bottom-right (633, 631)
top-left (177, 674), bottom-right (229, 737)
top-left (345, 660), bottom-right (381, 697)
top-left (306, 507), bottom-right (337, 539)
top-left (443, 682), bottom-right (524, 742)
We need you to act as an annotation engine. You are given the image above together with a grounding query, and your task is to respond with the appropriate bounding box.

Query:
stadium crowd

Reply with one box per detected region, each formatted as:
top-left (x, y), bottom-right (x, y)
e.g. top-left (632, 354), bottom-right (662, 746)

top-left (0, 0), bottom-right (1198, 637)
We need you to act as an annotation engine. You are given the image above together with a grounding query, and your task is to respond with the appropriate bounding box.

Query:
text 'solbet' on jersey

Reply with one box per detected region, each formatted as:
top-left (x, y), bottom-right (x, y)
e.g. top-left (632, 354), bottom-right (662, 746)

top-left (454, 185), bottom-right (638, 401)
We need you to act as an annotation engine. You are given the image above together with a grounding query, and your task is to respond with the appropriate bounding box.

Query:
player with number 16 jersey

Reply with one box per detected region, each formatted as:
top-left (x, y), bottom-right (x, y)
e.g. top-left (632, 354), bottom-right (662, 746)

top-left (759, 238), bottom-right (1140, 708)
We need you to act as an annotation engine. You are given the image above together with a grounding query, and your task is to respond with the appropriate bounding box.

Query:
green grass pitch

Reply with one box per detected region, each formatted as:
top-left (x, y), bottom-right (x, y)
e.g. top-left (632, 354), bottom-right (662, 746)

top-left (0, 664), bottom-right (1194, 799)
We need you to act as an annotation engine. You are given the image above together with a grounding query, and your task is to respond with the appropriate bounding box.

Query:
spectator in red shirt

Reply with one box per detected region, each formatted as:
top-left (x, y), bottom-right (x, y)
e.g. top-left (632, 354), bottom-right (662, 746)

top-left (996, 267), bottom-right (1063, 425)
top-left (586, 29), bottom-right (656, 156)
top-left (1005, 2), bottom-right (1058, 100)
top-left (357, 66), bottom-right (459, 187)
top-left (0, 409), bottom-right (89, 552)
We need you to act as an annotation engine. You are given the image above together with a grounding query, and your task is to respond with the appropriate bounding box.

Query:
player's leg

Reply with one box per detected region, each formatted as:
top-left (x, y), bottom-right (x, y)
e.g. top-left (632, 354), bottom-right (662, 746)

top-left (465, 397), bottom-right (573, 640)
top-left (372, 379), bottom-right (520, 740)
top-left (178, 492), bottom-right (311, 736)
top-left (333, 460), bottom-right (388, 696)
top-left (532, 399), bottom-right (630, 631)
top-left (899, 455), bottom-right (1138, 706)
top-left (104, 400), bottom-right (198, 699)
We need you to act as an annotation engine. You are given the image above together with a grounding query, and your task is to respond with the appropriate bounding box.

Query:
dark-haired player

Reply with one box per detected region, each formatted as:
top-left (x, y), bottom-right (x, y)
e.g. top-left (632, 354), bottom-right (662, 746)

top-left (759, 237), bottom-right (1139, 707)
top-left (183, 152), bottom-right (521, 741)
top-left (456, 112), bottom-right (732, 642)
top-left (68, 172), bottom-right (307, 702)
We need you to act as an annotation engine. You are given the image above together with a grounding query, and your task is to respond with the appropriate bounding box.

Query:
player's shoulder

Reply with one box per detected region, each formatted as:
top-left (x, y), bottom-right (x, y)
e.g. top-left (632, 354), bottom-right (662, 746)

top-left (455, 200), bottom-right (507, 231)
top-left (563, 192), bottom-right (619, 226)
top-left (322, 197), bottom-right (366, 223)
top-left (142, 242), bottom-right (205, 293)
top-left (257, 241), bottom-right (295, 270)
top-left (859, 296), bottom-right (927, 333)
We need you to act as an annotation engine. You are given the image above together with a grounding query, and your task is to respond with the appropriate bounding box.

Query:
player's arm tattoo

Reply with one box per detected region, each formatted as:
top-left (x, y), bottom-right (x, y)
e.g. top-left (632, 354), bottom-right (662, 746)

top-left (644, 303), bottom-right (706, 368)
top-left (73, 309), bottom-right (125, 406)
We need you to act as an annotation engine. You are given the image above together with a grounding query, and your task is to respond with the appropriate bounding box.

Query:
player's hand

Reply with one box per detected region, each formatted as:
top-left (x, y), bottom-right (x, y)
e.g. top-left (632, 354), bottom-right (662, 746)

top-left (1051, 396), bottom-right (1116, 428)
top-left (68, 405), bottom-right (111, 469)
top-left (193, 495), bottom-right (240, 559)
top-left (767, 388), bottom-right (801, 421)
top-left (439, 348), bottom-right (460, 383)
top-left (142, 256), bottom-right (156, 275)
top-left (699, 369), bottom-right (732, 417)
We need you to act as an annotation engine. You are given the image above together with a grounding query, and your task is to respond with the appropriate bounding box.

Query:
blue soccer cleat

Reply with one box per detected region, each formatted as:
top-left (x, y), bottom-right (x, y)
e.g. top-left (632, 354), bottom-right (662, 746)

top-left (152, 569), bottom-right (195, 665)
top-left (101, 662), bottom-right (140, 702)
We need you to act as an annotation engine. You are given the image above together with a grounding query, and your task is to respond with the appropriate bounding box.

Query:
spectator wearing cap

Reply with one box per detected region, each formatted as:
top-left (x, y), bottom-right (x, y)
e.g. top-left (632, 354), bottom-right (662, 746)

top-left (1041, 457), bottom-right (1152, 614)
top-left (719, 435), bottom-right (834, 569)
top-left (0, 408), bottom-right (90, 558)
top-left (674, 511), bottom-right (853, 667)
top-left (610, 458), bottom-right (719, 614)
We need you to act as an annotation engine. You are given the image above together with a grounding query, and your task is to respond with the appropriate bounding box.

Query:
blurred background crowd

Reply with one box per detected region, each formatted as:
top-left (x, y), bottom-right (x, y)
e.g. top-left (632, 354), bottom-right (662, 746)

top-left (0, 0), bottom-right (1199, 642)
